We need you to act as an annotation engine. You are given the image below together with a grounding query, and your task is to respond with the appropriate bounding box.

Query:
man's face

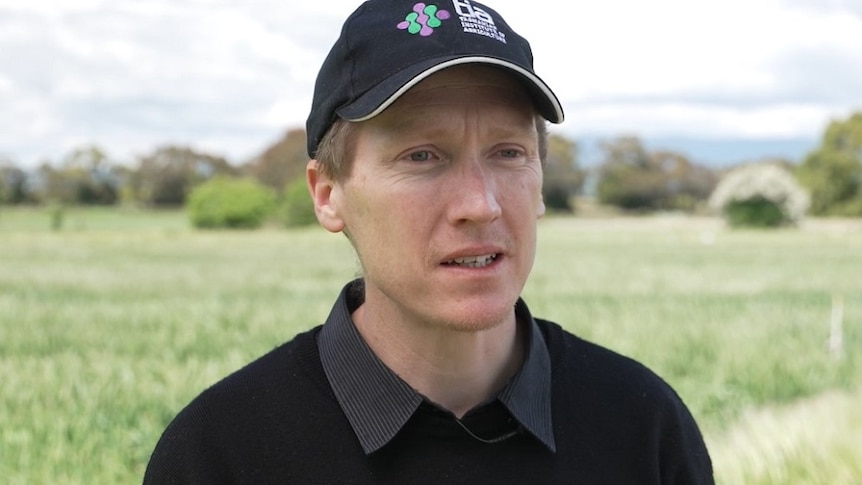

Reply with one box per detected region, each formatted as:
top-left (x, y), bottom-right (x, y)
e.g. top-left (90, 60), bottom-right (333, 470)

top-left (319, 64), bottom-right (545, 331)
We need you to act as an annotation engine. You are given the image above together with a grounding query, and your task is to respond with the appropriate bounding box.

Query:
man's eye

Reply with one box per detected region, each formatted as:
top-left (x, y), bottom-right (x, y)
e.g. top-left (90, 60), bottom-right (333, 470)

top-left (500, 148), bottom-right (521, 158)
top-left (408, 151), bottom-right (433, 162)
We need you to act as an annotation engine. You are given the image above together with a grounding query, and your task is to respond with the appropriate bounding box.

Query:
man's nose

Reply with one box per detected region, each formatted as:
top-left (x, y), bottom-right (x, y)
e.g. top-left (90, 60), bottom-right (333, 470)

top-left (446, 159), bottom-right (502, 224)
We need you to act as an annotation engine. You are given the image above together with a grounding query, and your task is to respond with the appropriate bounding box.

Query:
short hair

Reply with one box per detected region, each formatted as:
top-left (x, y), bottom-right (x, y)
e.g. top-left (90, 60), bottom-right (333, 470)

top-left (313, 115), bottom-right (549, 183)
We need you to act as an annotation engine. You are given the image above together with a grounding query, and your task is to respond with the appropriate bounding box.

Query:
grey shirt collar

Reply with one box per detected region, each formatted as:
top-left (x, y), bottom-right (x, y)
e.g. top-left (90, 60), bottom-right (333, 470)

top-left (318, 280), bottom-right (555, 454)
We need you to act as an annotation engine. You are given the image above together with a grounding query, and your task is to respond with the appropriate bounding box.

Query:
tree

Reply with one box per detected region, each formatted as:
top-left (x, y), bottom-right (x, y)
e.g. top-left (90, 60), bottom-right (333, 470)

top-left (650, 150), bottom-right (718, 211)
top-left (542, 133), bottom-right (584, 212)
top-left (61, 145), bottom-right (121, 205)
top-left (709, 163), bottom-right (810, 227)
top-left (797, 111), bottom-right (862, 216)
top-left (244, 128), bottom-right (308, 194)
top-left (0, 160), bottom-right (31, 204)
top-left (131, 146), bottom-right (235, 206)
top-left (595, 136), bottom-right (716, 211)
top-left (35, 145), bottom-right (122, 205)
top-left (596, 136), bottom-right (661, 210)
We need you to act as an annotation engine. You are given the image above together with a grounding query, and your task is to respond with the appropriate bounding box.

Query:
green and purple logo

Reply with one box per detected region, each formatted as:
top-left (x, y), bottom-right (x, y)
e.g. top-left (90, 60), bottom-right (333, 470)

top-left (397, 3), bottom-right (451, 36)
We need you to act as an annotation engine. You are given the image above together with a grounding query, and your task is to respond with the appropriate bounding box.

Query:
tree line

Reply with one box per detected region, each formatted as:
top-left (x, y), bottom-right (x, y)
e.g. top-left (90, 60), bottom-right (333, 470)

top-left (1, 111), bottom-right (860, 218)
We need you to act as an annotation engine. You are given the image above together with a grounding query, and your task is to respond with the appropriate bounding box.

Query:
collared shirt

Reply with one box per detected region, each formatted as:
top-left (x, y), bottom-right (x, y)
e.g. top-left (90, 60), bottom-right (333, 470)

top-left (317, 279), bottom-right (555, 454)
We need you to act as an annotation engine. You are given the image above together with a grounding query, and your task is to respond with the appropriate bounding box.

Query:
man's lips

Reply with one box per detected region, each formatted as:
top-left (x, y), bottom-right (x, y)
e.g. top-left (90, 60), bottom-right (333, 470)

top-left (441, 253), bottom-right (500, 268)
top-left (440, 244), bottom-right (506, 268)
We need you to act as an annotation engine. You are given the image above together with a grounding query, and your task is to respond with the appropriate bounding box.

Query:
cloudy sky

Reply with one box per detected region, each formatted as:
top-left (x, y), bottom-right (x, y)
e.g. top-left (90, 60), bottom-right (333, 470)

top-left (1, 0), bottom-right (861, 168)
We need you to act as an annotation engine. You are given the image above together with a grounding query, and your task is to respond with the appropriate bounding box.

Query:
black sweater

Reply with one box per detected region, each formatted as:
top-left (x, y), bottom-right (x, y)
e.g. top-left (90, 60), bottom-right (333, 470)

top-left (144, 319), bottom-right (713, 484)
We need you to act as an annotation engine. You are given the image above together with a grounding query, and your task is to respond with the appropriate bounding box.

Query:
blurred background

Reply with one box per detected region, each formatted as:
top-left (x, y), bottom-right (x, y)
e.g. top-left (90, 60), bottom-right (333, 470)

top-left (1, 1), bottom-right (860, 483)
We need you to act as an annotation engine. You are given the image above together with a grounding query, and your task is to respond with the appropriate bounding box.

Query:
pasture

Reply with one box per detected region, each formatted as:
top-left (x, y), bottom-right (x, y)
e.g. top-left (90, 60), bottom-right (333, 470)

top-left (1, 207), bottom-right (860, 484)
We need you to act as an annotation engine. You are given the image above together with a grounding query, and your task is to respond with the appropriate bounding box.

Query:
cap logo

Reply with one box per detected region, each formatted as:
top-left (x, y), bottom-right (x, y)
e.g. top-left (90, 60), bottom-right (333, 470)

top-left (452, 0), bottom-right (506, 43)
top-left (397, 3), bottom-right (452, 37)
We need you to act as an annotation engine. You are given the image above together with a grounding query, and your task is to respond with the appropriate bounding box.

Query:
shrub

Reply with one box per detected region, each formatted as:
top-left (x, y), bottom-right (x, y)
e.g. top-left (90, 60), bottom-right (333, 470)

top-left (186, 177), bottom-right (275, 229)
top-left (724, 197), bottom-right (786, 228)
top-left (708, 163), bottom-right (810, 228)
top-left (279, 177), bottom-right (317, 228)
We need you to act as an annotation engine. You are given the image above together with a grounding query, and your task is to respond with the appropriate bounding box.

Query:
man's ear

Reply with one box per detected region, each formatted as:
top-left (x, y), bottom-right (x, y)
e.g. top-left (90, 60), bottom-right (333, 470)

top-left (306, 160), bottom-right (346, 233)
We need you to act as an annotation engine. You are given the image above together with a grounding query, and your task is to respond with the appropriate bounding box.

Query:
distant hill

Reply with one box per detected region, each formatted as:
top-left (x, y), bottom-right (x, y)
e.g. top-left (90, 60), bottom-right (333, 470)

top-left (574, 136), bottom-right (818, 168)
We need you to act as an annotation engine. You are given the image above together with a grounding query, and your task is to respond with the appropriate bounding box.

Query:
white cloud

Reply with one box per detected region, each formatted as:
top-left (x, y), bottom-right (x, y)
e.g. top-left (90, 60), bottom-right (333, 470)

top-left (520, 0), bottom-right (862, 141)
top-left (565, 101), bottom-right (837, 138)
top-left (533, 0), bottom-right (861, 100)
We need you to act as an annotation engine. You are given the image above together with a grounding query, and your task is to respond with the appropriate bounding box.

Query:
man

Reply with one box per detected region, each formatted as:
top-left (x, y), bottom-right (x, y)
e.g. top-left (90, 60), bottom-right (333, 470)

top-left (144, 1), bottom-right (714, 483)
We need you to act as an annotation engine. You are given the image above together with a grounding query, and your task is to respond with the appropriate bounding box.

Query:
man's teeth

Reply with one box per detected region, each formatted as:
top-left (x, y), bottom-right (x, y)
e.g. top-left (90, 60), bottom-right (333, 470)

top-left (446, 254), bottom-right (498, 268)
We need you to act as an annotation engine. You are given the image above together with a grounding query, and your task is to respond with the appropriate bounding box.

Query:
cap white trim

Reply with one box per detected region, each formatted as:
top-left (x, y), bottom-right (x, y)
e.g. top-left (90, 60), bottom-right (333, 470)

top-left (346, 56), bottom-right (564, 123)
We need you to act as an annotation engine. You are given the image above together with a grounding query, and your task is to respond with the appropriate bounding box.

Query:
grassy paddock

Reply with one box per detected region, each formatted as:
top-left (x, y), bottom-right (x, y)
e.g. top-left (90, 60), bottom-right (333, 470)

top-left (1, 207), bottom-right (860, 483)
top-left (709, 388), bottom-right (862, 485)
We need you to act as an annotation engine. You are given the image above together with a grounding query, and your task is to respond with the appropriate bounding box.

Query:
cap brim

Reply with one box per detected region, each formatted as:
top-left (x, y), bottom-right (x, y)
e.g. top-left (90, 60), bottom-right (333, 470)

top-left (336, 56), bottom-right (564, 124)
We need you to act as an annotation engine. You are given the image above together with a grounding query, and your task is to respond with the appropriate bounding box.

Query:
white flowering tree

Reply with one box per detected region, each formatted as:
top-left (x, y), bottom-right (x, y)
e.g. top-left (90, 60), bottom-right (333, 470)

top-left (708, 163), bottom-right (810, 227)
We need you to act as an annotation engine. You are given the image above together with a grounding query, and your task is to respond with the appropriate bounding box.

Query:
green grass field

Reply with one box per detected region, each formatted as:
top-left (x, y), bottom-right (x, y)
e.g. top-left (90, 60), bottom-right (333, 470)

top-left (1, 207), bottom-right (860, 484)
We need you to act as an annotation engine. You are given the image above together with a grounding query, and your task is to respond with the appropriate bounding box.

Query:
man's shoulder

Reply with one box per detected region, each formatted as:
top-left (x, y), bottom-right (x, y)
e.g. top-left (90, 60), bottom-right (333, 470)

top-left (536, 318), bottom-right (684, 404)
top-left (534, 318), bottom-right (714, 483)
top-left (165, 326), bottom-right (329, 428)
top-left (204, 326), bottom-right (325, 403)
top-left (535, 317), bottom-right (642, 368)
top-left (144, 326), bottom-right (352, 483)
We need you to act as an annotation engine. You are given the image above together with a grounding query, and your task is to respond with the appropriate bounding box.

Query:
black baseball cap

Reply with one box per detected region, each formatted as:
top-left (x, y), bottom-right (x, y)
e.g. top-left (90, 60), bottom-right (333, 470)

top-left (306, 0), bottom-right (564, 158)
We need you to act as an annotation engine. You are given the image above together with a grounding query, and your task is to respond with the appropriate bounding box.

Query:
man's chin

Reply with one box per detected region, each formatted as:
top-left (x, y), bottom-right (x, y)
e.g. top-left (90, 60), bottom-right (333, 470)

top-left (432, 301), bottom-right (518, 333)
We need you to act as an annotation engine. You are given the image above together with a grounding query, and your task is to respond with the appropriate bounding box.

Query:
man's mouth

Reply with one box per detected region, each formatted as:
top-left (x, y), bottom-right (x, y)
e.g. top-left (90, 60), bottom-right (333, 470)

top-left (442, 254), bottom-right (499, 268)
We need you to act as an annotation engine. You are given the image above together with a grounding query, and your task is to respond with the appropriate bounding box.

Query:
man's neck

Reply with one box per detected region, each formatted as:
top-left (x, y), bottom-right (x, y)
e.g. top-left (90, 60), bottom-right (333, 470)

top-left (351, 302), bottom-right (524, 418)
